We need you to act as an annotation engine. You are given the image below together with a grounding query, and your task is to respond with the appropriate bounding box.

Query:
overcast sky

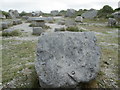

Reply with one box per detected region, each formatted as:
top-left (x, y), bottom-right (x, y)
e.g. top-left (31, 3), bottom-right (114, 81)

top-left (0, 0), bottom-right (119, 13)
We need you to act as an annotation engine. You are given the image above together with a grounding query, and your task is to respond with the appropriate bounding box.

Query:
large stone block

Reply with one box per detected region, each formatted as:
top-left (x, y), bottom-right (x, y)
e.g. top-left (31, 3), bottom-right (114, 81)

top-left (32, 27), bottom-right (44, 35)
top-left (35, 32), bottom-right (101, 88)
top-left (81, 10), bottom-right (98, 19)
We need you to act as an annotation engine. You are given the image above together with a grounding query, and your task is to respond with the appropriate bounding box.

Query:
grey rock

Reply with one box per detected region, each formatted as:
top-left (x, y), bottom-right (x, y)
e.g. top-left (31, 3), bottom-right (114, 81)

top-left (35, 32), bottom-right (101, 88)
top-left (81, 10), bottom-right (98, 19)
top-left (108, 18), bottom-right (117, 26)
top-left (32, 27), bottom-right (44, 35)
top-left (29, 17), bottom-right (45, 27)
top-left (112, 11), bottom-right (120, 24)
top-left (51, 10), bottom-right (59, 16)
top-left (44, 17), bottom-right (54, 23)
top-left (65, 9), bottom-right (75, 17)
top-left (75, 16), bottom-right (83, 22)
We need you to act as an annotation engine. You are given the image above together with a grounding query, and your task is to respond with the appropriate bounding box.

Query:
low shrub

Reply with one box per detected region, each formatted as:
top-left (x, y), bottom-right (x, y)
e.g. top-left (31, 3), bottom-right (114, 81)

top-left (66, 26), bottom-right (80, 32)
top-left (2, 30), bottom-right (21, 37)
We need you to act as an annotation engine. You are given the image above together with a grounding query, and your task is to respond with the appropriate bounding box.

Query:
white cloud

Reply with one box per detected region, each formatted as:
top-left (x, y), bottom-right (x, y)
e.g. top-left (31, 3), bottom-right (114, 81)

top-left (0, 0), bottom-right (119, 13)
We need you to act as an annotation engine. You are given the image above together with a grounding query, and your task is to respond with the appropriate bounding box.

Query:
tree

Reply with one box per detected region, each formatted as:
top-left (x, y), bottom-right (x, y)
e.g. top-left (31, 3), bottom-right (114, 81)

top-left (97, 5), bottom-right (114, 18)
top-left (2, 11), bottom-right (9, 18)
top-left (19, 11), bottom-right (27, 16)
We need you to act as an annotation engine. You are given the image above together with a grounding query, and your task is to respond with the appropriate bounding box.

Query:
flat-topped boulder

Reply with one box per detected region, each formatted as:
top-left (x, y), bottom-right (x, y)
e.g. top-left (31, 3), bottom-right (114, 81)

top-left (28, 17), bottom-right (45, 27)
top-left (32, 27), bottom-right (44, 35)
top-left (35, 32), bottom-right (101, 88)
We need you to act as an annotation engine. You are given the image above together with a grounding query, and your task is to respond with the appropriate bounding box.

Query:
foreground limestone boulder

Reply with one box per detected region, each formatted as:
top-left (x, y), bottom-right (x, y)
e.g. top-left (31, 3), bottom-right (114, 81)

top-left (35, 32), bottom-right (101, 88)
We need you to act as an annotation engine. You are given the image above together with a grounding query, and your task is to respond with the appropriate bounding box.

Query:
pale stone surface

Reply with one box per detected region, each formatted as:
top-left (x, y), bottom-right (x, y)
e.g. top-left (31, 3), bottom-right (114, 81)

top-left (75, 16), bottom-right (83, 22)
top-left (35, 32), bottom-right (101, 88)
top-left (108, 18), bottom-right (117, 26)
top-left (81, 10), bottom-right (98, 19)
top-left (32, 27), bottom-right (44, 35)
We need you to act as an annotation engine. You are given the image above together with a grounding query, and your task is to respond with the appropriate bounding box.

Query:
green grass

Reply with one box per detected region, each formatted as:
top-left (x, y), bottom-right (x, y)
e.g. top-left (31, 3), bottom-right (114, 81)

top-left (2, 40), bottom-right (39, 88)
top-left (2, 30), bottom-right (21, 37)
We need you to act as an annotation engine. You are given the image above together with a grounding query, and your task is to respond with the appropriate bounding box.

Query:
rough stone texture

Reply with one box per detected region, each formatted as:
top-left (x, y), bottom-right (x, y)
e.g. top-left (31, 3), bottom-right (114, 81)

top-left (33, 27), bottom-right (44, 35)
top-left (81, 10), bottom-right (98, 19)
top-left (112, 11), bottom-right (120, 24)
top-left (65, 9), bottom-right (75, 17)
top-left (108, 18), bottom-right (117, 26)
top-left (35, 32), bottom-right (101, 88)
top-left (51, 10), bottom-right (59, 16)
top-left (75, 16), bottom-right (83, 22)
top-left (32, 21), bottom-right (45, 27)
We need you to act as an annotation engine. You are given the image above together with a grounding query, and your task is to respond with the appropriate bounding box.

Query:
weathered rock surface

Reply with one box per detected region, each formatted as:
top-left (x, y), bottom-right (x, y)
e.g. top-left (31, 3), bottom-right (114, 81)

top-left (33, 27), bottom-right (44, 35)
top-left (75, 16), bottom-right (83, 22)
top-left (35, 32), bottom-right (101, 88)
top-left (81, 10), bottom-right (98, 19)
top-left (108, 18), bottom-right (117, 26)
top-left (65, 9), bottom-right (75, 17)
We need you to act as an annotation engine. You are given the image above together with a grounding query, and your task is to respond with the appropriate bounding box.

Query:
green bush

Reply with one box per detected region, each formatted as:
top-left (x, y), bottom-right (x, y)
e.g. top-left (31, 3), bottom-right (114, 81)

top-left (2, 30), bottom-right (21, 37)
top-left (66, 26), bottom-right (79, 32)
top-left (97, 5), bottom-right (114, 18)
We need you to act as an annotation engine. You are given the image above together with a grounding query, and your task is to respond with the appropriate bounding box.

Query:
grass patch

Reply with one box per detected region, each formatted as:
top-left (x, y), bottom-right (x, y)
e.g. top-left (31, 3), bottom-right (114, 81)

top-left (2, 30), bottom-right (21, 37)
top-left (66, 26), bottom-right (79, 32)
top-left (2, 40), bottom-right (37, 88)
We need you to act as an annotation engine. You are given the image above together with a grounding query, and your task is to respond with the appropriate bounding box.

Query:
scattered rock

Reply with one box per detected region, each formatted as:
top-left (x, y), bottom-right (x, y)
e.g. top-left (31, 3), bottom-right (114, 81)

top-left (32, 27), bottom-right (44, 35)
top-left (108, 18), bottom-right (117, 27)
top-left (75, 16), bottom-right (83, 22)
top-left (35, 32), bottom-right (101, 88)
